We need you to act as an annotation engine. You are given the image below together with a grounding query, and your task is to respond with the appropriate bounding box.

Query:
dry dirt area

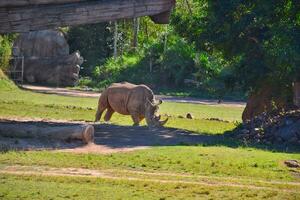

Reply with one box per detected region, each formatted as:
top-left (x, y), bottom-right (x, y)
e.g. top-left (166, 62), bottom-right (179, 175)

top-left (0, 118), bottom-right (219, 154)
top-left (21, 84), bottom-right (246, 107)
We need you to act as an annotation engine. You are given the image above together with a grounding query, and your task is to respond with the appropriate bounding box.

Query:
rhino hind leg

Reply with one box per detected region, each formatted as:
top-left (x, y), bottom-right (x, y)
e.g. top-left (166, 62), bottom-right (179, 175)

top-left (95, 103), bottom-right (107, 122)
top-left (95, 108), bottom-right (105, 122)
top-left (95, 92), bottom-right (109, 122)
top-left (104, 107), bottom-right (115, 122)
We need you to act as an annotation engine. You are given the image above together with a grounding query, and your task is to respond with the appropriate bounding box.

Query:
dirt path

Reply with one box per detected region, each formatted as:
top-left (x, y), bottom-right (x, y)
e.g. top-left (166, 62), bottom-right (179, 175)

top-left (21, 84), bottom-right (246, 107)
top-left (1, 165), bottom-right (299, 193)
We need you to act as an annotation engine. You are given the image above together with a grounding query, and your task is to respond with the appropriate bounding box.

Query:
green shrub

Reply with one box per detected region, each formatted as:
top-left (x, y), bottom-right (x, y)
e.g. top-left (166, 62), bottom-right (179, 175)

top-left (0, 35), bottom-right (12, 71)
top-left (91, 34), bottom-right (196, 88)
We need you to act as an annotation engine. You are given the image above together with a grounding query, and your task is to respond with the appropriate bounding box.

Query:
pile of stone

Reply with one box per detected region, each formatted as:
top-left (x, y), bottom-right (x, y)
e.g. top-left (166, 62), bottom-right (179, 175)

top-left (234, 109), bottom-right (300, 145)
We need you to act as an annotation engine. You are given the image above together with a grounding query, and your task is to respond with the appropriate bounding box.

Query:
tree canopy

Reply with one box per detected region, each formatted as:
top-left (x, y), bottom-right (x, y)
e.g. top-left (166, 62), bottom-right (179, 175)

top-left (173, 0), bottom-right (300, 94)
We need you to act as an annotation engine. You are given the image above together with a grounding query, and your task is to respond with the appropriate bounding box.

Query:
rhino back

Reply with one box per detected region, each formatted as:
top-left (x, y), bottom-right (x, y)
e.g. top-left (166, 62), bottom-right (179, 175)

top-left (106, 83), bottom-right (154, 115)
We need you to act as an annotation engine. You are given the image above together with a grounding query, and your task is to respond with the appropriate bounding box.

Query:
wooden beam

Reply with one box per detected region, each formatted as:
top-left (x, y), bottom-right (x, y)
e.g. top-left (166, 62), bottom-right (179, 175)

top-left (0, 0), bottom-right (87, 7)
top-left (0, 0), bottom-right (175, 33)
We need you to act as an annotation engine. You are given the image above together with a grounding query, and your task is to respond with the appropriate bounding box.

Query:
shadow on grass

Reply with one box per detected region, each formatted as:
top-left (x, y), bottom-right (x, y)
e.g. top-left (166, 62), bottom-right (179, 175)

top-left (0, 120), bottom-right (299, 153)
top-left (95, 124), bottom-right (300, 153)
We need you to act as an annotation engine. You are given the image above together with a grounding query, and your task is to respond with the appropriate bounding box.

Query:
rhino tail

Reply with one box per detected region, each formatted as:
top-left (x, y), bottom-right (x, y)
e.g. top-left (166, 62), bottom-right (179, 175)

top-left (95, 90), bottom-right (109, 122)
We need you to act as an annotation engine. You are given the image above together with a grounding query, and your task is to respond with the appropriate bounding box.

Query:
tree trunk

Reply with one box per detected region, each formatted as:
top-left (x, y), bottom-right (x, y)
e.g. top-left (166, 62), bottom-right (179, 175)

top-left (0, 122), bottom-right (94, 144)
top-left (149, 50), bottom-right (153, 73)
top-left (113, 21), bottom-right (118, 59)
top-left (132, 17), bottom-right (140, 50)
top-left (294, 82), bottom-right (300, 107)
top-left (164, 25), bottom-right (168, 53)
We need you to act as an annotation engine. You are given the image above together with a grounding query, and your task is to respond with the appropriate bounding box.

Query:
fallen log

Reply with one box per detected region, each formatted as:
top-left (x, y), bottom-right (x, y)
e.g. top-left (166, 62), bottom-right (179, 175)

top-left (0, 122), bottom-right (94, 144)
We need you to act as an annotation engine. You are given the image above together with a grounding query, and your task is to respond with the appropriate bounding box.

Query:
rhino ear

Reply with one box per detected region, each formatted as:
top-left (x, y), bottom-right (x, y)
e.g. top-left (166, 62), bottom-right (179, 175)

top-left (153, 99), bottom-right (162, 106)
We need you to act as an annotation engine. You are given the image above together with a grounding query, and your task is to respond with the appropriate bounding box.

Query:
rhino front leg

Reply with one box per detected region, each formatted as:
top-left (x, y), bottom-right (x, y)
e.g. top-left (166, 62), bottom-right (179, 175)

top-left (139, 115), bottom-right (145, 122)
top-left (130, 112), bottom-right (141, 126)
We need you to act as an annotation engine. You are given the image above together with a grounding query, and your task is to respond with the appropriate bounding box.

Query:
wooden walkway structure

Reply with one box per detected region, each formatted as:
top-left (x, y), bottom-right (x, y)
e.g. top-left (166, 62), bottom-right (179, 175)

top-left (0, 0), bottom-right (175, 33)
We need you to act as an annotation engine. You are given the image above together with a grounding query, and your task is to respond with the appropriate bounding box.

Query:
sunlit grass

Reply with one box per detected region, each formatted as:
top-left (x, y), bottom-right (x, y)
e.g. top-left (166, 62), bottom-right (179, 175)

top-left (1, 146), bottom-right (300, 181)
top-left (2, 173), bottom-right (298, 200)
top-left (0, 78), bottom-right (300, 199)
top-left (0, 78), bottom-right (240, 134)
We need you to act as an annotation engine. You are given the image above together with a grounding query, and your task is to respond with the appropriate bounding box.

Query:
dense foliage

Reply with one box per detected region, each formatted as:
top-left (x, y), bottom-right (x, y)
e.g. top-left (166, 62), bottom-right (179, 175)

top-left (0, 34), bottom-right (16, 71)
top-left (67, 23), bottom-right (113, 76)
top-left (173, 0), bottom-right (300, 95)
top-left (91, 33), bottom-right (196, 88)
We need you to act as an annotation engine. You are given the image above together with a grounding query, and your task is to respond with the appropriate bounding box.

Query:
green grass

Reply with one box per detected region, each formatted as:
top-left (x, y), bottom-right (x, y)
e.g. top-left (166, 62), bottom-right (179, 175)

top-left (0, 83), bottom-right (243, 122)
top-left (0, 77), bottom-right (299, 199)
top-left (1, 146), bottom-right (300, 181)
top-left (160, 102), bottom-right (243, 122)
top-left (2, 173), bottom-right (298, 200)
top-left (0, 78), bottom-right (239, 134)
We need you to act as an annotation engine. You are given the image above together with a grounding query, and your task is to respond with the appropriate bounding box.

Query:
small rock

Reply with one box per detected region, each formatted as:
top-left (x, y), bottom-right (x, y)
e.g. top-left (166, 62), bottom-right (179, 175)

top-left (254, 128), bottom-right (263, 132)
top-left (186, 113), bottom-right (193, 119)
top-left (284, 160), bottom-right (300, 168)
top-left (241, 129), bottom-right (250, 134)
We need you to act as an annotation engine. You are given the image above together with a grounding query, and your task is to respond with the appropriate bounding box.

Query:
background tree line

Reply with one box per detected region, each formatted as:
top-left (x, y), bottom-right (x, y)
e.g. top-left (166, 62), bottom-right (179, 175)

top-left (1, 0), bottom-right (299, 101)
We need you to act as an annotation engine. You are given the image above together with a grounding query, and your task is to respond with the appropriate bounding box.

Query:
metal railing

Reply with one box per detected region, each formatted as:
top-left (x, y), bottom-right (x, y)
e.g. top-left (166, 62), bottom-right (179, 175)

top-left (2, 56), bottom-right (24, 84)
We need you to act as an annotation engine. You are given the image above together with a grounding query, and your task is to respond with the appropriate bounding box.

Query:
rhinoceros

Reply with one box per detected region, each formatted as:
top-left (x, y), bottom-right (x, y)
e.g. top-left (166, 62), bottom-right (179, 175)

top-left (95, 82), bottom-right (168, 127)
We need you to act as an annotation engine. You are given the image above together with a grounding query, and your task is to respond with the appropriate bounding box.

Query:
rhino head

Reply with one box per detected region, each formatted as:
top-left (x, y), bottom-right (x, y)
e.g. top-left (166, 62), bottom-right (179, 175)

top-left (145, 99), bottom-right (168, 127)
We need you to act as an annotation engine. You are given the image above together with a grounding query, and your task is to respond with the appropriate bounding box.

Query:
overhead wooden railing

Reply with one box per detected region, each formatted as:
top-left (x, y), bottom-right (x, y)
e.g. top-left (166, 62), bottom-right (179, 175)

top-left (0, 0), bottom-right (175, 33)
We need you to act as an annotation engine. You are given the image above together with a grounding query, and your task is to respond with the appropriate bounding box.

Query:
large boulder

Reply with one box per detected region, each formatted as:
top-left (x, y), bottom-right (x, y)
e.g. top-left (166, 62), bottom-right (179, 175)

top-left (12, 30), bottom-right (83, 86)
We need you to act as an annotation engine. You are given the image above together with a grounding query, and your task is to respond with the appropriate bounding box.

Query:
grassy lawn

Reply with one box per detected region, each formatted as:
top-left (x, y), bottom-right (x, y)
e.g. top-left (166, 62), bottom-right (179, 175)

top-left (1, 147), bottom-right (300, 181)
top-left (2, 173), bottom-right (298, 200)
top-left (0, 78), bottom-right (239, 134)
top-left (0, 85), bottom-right (243, 121)
top-left (0, 77), bottom-right (300, 199)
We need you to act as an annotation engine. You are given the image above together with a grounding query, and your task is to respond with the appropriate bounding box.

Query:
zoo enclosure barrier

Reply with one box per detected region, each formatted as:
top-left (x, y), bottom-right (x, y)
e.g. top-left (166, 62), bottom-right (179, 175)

top-left (1, 56), bottom-right (24, 84)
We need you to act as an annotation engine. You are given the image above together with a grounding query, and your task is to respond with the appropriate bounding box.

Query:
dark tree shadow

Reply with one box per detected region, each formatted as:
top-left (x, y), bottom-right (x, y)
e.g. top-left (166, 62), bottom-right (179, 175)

top-left (0, 120), bottom-right (299, 153)
top-left (93, 124), bottom-right (300, 153)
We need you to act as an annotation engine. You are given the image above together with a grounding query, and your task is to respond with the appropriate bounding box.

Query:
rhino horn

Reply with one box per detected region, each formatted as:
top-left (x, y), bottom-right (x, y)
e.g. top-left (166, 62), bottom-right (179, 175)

top-left (155, 114), bottom-right (161, 120)
top-left (159, 117), bottom-right (168, 126)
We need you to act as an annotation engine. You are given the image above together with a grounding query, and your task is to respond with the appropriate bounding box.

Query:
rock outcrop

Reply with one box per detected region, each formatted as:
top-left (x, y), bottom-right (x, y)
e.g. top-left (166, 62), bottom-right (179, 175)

top-left (234, 109), bottom-right (300, 145)
top-left (13, 30), bottom-right (83, 86)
